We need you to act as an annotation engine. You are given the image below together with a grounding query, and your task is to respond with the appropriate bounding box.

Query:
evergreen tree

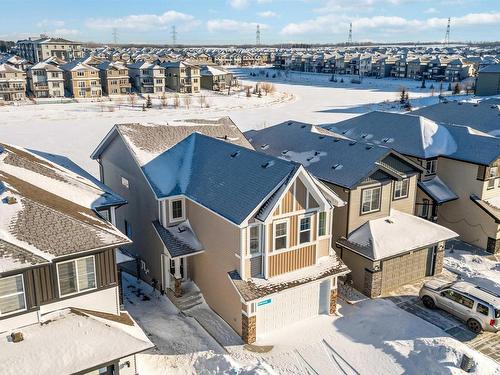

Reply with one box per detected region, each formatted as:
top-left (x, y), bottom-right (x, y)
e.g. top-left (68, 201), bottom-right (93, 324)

top-left (146, 95), bottom-right (152, 108)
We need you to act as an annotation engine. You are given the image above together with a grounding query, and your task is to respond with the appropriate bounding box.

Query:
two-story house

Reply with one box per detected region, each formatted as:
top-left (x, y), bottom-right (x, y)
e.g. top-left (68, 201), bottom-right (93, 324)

top-left (91, 117), bottom-right (349, 343)
top-left (0, 143), bottom-right (153, 374)
top-left (98, 61), bottom-right (131, 95)
top-left (127, 61), bottom-right (165, 94)
top-left (200, 65), bottom-right (231, 91)
top-left (60, 61), bottom-right (102, 99)
top-left (246, 121), bottom-right (457, 298)
top-left (0, 64), bottom-right (26, 101)
top-left (27, 57), bottom-right (65, 98)
top-left (162, 61), bottom-right (200, 93)
top-left (16, 36), bottom-right (83, 63)
top-left (327, 111), bottom-right (500, 254)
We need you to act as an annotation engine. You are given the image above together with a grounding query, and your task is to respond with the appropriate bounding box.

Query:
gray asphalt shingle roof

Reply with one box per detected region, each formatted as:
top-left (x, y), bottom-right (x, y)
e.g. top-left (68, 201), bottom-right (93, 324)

top-left (152, 220), bottom-right (203, 258)
top-left (142, 133), bottom-right (299, 225)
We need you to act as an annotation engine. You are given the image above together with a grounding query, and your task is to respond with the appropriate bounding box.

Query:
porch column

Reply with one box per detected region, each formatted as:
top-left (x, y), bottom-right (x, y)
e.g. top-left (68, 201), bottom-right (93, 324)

top-left (174, 257), bottom-right (182, 297)
top-left (329, 278), bottom-right (338, 315)
top-left (242, 313), bottom-right (256, 344)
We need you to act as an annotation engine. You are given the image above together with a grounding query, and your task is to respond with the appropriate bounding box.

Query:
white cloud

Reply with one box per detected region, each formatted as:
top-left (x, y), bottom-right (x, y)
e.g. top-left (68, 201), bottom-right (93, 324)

top-left (207, 19), bottom-right (267, 33)
top-left (257, 0), bottom-right (273, 3)
top-left (36, 19), bottom-right (66, 29)
top-left (425, 7), bottom-right (438, 14)
top-left (258, 11), bottom-right (278, 18)
top-left (51, 28), bottom-right (80, 37)
top-left (229, 0), bottom-right (249, 9)
top-left (281, 12), bottom-right (500, 35)
top-left (85, 11), bottom-right (199, 32)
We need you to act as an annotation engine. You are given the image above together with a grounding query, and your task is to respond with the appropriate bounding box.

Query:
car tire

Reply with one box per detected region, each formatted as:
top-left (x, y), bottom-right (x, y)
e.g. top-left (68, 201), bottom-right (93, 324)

top-left (422, 295), bottom-right (436, 309)
top-left (467, 319), bottom-right (482, 334)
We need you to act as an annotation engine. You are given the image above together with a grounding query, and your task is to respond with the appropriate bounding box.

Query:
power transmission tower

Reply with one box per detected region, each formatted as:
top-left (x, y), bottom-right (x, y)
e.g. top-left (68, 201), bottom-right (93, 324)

top-left (112, 28), bottom-right (118, 44)
top-left (171, 25), bottom-right (177, 47)
top-left (256, 24), bottom-right (261, 46)
top-left (444, 17), bottom-right (450, 45)
top-left (347, 23), bottom-right (353, 46)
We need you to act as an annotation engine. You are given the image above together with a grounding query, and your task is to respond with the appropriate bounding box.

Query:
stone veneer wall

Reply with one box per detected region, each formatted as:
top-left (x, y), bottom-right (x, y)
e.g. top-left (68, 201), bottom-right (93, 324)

top-left (329, 288), bottom-right (338, 314)
top-left (363, 268), bottom-right (382, 298)
top-left (242, 314), bottom-right (256, 344)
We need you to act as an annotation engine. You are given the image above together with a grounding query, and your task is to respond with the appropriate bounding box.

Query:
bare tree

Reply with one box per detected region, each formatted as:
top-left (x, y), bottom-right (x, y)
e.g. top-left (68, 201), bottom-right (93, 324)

top-left (197, 94), bottom-right (205, 108)
top-left (183, 95), bottom-right (192, 109)
top-left (128, 93), bottom-right (137, 108)
top-left (160, 93), bottom-right (168, 108)
top-left (261, 82), bottom-right (275, 96)
top-left (173, 94), bottom-right (180, 109)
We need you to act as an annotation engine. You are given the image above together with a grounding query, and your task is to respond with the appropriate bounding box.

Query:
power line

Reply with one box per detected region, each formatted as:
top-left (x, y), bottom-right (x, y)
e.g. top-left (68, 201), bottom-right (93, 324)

top-left (256, 24), bottom-right (261, 46)
top-left (444, 17), bottom-right (451, 45)
top-left (171, 25), bottom-right (177, 47)
top-left (347, 23), bottom-right (353, 45)
top-left (112, 28), bottom-right (118, 44)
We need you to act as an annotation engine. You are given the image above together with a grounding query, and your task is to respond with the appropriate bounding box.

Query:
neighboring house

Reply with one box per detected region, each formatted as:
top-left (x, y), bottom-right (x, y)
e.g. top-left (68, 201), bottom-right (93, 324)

top-left (327, 111), bottom-right (500, 253)
top-left (16, 36), bottom-right (83, 63)
top-left (406, 57), bottom-right (429, 80)
top-left (162, 61), bottom-right (200, 93)
top-left (200, 65), bottom-right (231, 91)
top-left (475, 64), bottom-right (500, 96)
top-left (27, 57), bottom-right (64, 98)
top-left (412, 99), bottom-right (500, 137)
top-left (91, 117), bottom-right (349, 343)
top-left (0, 143), bottom-right (153, 374)
top-left (444, 58), bottom-right (474, 82)
top-left (98, 61), bottom-right (131, 95)
top-left (246, 122), bottom-right (457, 297)
top-left (0, 63), bottom-right (26, 101)
top-left (128, 61), bottom-right (165, 94)
top-left (60, 61), bottom-right (102, 99)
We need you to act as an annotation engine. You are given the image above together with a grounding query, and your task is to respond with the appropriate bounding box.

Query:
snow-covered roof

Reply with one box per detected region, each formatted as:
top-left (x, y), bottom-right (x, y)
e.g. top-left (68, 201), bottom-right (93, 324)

top-left (246, 121), bottom-right (421, 189)
top-left (200, 65), bottom-right (229, 76)
top-left (418, 176), bottom-right (458, 204)
top-left (60, 60), bottom-right (99, 72)
top-left (340, 209), bottom-right (458, 261)
top-left (152, 219), bottom-right (204, 258)
top-left (326, 111), bottom-right (500, 166)
top-left (0, 308), bottom-right (153, 375)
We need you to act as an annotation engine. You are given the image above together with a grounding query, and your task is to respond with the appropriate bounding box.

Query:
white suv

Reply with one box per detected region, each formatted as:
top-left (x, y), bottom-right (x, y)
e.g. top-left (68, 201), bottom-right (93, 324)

top-left (419, 280), bottom-right (500, 333)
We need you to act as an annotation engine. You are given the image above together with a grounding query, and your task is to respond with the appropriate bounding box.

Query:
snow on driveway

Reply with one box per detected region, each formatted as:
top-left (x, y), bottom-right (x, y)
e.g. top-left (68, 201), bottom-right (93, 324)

top-left (230, 299), bottom-right (500, 375)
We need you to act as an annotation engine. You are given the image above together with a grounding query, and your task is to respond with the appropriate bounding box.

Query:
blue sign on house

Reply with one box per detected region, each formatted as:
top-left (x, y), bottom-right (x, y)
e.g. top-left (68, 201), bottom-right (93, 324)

top-left (257, 298), bottom-right (272, 307)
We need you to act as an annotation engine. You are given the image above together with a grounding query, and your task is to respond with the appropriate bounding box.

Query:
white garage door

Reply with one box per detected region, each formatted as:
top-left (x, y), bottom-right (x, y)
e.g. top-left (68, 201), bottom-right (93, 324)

top-left (256, 280), bottom-right (330, 338)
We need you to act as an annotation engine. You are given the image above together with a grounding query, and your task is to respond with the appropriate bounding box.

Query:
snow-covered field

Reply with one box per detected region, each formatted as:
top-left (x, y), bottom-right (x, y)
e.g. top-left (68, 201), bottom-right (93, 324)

top-left (0, 69), bottom-right (469, 177)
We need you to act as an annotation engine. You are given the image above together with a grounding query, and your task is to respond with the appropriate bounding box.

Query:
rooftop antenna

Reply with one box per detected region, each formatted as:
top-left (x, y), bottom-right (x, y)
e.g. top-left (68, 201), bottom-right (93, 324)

top-left (347, 23), bottom-right (353, 46)
top-left (444, 17), bottom-right (450, 45)
top-left (256, 24), bottom-right (261, 46)
top-left (112, 28), bottom-right (118, 45)
top-left (171, 25), bottom-right (177, 48)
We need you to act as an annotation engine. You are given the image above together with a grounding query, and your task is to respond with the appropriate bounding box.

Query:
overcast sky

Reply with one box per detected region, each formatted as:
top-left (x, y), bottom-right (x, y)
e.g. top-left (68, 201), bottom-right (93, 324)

top-left (1, 0), bottom-right (499, 44)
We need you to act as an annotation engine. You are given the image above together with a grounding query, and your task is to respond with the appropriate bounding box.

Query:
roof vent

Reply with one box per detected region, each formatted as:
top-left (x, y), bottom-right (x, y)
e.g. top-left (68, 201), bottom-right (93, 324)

top-left (349, 141), bottom-right (357, 146)
top-left (385, 218), bottom-right (395, 224)
top-left (281, 150), bottom-right (288, 155)
top-left (473, 104), bottom-right (478, 107)
top-left (318, 135), bottom-right (325, 139)
top-left (260, 144), bottom-right (269, 150)
top-left (314, 151), bottom-right (321, 156)
top-left (287, 121), bottom-right (293, 125)
top-left (365, 145), bottom-right (373, 150)
top-left (332, 164), bottom-right (343, 170)
top-left (361, 133), bottom-right (368, 138)
top-left (342, 130), bottom-right (348, 135)
top-left (230, 151), bottom-right (240, 158)
top-left (261, 161), bottom-right (275, 169)
top-left (301, 125), bottom-right (307, 129)
top-left (458, 102), bottom-right (463, 105)
top-left (333, 139), bottom-right (340, 142)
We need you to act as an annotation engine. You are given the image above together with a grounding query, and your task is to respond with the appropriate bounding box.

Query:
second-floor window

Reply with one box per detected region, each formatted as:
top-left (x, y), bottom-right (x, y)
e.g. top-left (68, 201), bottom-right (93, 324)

top-left (393, 179), bottom-right (409, 200)
top-left (169, 198), bottom-right (185, 222)
top-left (77, 71), bottom-right (85, 77)
top-left (318, 212), bottom-right (327, 237)
top-left (361, 187), bottom-right (381, 214)
top-left (274, 220), bottom-right (288, 250)
top-left (299, 216), bottom-right (311, 244)
top-left (488, 167), bottom-right (497, 189)
top-left (57, 256), bottom-right (96, 297)
top-left (0, 274), bottom-right (26, 316)
top-left (425, 159), bottom-right (437, 175)
top-left (249, 225), bottom-right (261, 255)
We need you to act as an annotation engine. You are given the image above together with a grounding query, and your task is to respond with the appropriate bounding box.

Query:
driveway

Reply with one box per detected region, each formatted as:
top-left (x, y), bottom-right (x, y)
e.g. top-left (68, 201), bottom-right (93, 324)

top-left (385, 270), bottom-right (500, 363)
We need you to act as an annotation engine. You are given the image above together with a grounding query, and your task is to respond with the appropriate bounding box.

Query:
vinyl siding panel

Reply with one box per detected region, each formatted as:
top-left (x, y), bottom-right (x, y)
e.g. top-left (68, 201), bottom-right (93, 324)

top-left (268, 245), bottom-right (316, 277)
top-left (391, 175), bottom-right (417, 215)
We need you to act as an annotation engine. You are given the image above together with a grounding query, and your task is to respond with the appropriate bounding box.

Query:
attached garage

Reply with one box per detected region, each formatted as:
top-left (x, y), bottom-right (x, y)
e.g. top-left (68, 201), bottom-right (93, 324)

top-left (256, 279), bottom-right (331, 338)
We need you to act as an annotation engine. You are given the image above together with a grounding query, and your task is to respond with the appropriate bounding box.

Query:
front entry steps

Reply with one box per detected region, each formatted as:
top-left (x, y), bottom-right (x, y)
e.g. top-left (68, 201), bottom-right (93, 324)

top-left (167, 280), bottom-right (203, 311)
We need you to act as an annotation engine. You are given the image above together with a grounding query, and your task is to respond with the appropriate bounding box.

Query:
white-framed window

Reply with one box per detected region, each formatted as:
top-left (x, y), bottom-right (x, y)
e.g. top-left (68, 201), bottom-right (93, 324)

top-left (425, 159), bottom-right (437, 175)
top-left (273, 219), bottom-right (289, 251)
top-left (393, 179), bottom-right (409, 199)
top-left (361, 186), bottom-right (381, 214)
top-left (56, 256), bottom-right (96, 297)
top-left (0, 274), bottom-right (26, 316)
top-left (169, 198), bottom-right (185, 222)
top-left (318, 212), bottom-right (327, 237)
top-left (298, 215), bottom-right (312, 244)
top-left (420, 199), bottom-right (430, 218)
top-left (488, 167), bottom-right (497, 189)
top-left (121, 176), bottom-right (129, 189)
top-left (248, 224), bottom-right (261, 255)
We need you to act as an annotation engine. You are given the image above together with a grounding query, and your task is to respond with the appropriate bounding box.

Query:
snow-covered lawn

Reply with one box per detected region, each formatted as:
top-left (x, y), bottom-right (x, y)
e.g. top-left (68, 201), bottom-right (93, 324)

top-left (123, 272), bottom-right (499, 374)
top-left (0, 71), bottom-right (469, 177)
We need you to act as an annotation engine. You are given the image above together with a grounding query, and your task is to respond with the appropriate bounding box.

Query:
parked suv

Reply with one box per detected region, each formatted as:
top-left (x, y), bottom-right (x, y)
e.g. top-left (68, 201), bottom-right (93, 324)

top-left (419, 280), bottom-right (500, 333)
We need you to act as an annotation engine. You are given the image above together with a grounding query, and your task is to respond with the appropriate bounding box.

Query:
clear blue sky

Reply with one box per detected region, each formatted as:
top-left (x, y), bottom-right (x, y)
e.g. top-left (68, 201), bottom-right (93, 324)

top-left (1, 0), bottom-right (499, 44)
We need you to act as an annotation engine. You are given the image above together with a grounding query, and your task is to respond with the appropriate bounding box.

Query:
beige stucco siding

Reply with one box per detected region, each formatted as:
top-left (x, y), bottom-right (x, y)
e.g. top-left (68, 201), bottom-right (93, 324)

top-left (391, 175), bottom-right (417, 215)
top-left (339, 248), bottom-right (373, 291)
top-left (186, 200), bottom-right (242, 334)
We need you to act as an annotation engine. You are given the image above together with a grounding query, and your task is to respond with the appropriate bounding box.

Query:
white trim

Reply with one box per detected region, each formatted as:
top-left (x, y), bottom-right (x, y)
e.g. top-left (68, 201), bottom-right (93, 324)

top-left (361, 186), bottom-right (382, 214)
top-left (168, 196), bottom-right (186, 223)
top-left (239, 228), bottom-right (245, 279)
top-left (0, 274), bottom-right (27, 317)
top-left (272, 218), bottom-right (289, 252)
top-left (56, 255), bottom-right (97, 298)
top-left (297, 213), bottom-right (313, 246)
top-left (247, 223), bottom-right (262, 257)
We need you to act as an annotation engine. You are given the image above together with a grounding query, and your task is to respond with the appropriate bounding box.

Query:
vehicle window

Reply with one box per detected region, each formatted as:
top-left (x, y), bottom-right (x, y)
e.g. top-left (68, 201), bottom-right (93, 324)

top-left (477, 303), bottom-right (490, 316)
top-left (496, 309), bottom-right (500, 319)
top-left (441, 290), bottom-right (474, 309)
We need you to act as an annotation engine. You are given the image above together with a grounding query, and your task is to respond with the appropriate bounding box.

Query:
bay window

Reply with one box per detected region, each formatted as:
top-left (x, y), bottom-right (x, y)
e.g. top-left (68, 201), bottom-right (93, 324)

top-left (57, 256), bottom-right (96, 297)
top-left (0, 275), bottom-right (26, 316)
